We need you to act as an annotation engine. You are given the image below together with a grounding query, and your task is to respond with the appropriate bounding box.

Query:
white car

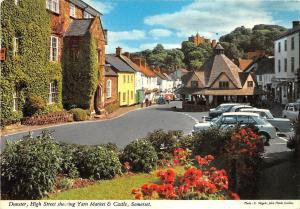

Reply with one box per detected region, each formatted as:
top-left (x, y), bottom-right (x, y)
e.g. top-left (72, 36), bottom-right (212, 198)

top-left (193, 112), bottom-right (277, 142)
top-left (240, 108), bottom-right (293, 132)
top-left (229, 105), bottom-right (254, 112)
top-left (282, 103), bottom-right (300, 123)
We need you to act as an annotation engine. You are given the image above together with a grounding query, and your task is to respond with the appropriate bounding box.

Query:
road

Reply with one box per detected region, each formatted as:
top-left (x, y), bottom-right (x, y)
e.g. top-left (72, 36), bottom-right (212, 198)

top-left (1, 101), bottom-right (207, 148)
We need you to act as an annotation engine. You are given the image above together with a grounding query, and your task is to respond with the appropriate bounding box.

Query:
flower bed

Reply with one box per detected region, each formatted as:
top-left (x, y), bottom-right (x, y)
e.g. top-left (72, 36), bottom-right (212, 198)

top-left (21, 111), bottom-right (72, 126)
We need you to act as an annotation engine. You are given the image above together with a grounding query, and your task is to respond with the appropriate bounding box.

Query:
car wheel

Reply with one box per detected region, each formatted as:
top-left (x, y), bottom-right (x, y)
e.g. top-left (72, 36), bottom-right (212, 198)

top-left (259, 132), bottom-right (270, 145)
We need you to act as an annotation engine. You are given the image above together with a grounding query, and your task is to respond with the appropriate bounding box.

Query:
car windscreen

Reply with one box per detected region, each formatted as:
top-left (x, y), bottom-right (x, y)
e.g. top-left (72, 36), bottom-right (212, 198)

top-left (253, 116), bottom-right (268, 125)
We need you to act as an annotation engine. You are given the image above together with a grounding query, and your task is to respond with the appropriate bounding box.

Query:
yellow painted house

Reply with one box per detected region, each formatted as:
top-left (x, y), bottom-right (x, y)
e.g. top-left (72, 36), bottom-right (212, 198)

top-left (106, 54), bottom-right (135, 106)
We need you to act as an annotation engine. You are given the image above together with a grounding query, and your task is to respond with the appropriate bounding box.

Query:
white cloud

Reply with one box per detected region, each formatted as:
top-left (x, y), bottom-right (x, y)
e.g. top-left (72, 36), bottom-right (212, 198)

top-left (139, 43), bottom-right (181, 51)
top-left (144, 0), bottom-right (277, 40)
top-left (149, 29), bottom-right (172, 39)
top-left (108, 30), bottom-right (146, 42)
top-left (85, 0), bottom-right (115, 14)
top-left (106, 30), bottom-right (146, 53)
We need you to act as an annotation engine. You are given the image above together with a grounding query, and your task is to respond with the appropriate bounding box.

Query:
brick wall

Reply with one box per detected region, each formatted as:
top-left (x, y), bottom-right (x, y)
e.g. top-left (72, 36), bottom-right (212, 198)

top-left (104, 76), bottom-right (118, 106)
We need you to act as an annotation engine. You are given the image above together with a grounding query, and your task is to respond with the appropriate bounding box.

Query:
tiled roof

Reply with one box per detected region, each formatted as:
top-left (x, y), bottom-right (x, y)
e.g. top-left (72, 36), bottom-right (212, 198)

top-left (105, 64), bottom-right (117, 76)
top-left (275, 25), bottom-right (300, 40)
top-left (205, 54), bottom-right (242, 88)
top-left (65, 19), bottom-right (92, 36)
top-left (239, 59), bottom-right (253, 71)
top-left (105, 54), bottom-right (135, 73)
top-left (154, 70), bottom-right (167, 79)
top-left (140, 65), bottom-right (157, 77)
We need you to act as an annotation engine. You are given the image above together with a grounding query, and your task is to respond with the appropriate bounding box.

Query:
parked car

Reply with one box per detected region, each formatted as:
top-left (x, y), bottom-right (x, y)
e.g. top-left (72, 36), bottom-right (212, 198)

top-left (282, 103), bottom-right (300, 123)
top-left (229, 105), bottom-right (254, 112)
top-left (193, 112), bottom-right (277, 143)
top-left (157, 96), bottom-right (166, 104)
top-left (240, 108), bottom-right (293, 132)
top-left (208, 103), bottom-right (240, 119)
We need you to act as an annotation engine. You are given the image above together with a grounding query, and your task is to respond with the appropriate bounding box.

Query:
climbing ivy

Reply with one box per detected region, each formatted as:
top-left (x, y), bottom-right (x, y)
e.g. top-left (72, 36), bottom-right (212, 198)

top-left (62, 34), bottom-right (98, 110)
top-left (0, 0), bottom-right (62, 125)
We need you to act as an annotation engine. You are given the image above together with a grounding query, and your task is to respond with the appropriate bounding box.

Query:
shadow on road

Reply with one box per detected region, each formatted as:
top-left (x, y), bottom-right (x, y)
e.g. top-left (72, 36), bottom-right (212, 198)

top-left (256, 151), bottom-right (300, 199)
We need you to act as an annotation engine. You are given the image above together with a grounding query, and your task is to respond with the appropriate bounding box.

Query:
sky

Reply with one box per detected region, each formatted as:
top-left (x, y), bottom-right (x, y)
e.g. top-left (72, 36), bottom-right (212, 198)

top-left (85, 0), bottom-right (300, 53)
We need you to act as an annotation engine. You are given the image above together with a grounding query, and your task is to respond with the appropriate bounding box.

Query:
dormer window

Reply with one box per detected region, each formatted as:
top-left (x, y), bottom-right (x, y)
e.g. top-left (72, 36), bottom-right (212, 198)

top-left (219, 81), bottom-right (229, 88)
top-left (191, 81), bottom-right (198, 87)
top-left (247, 81), bottom-right (254, 88)
top-left (46, 0), bottom-right (59, 14)
top-left (70, 3), bottom-right (76, 18)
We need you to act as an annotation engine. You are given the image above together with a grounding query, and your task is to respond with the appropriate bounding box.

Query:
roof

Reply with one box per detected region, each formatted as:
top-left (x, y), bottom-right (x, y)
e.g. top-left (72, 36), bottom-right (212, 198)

top-left (140, 65), bottom-right (157, 77)
top-left (215, 43), bottom-right (224, 50)
top-left (105, 54), bottom-right (135, 73)
top-left (239, 59), bottom-right (253, 71)
top-left (204, 54), bottom-right (242, 88)
top-left (70, 0), bottom-right (102, 16)
top-left (65, 19), bottom-right (92, 36)
top-left (105, 65), bottom-right (117, 76)
top-left (275, 25), bottom-right (300, 40)
top-left (154, 70), bottom-right (167, 80)
top-left (238, 72), bottom-right (250, 86)
top-left (163, 73), bottom-right (172, 81)
top-left (239, 108), bottom-right (270, 112)
top-left (244, 57), bottom-right (275, 75)
top-left (119, 55), bottom-right (141, 73)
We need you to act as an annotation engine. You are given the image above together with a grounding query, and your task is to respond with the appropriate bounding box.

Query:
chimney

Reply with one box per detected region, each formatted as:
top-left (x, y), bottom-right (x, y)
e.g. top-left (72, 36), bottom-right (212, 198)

top-left (141, 59), bottom-right (146, 68)
top-left (124, 52), bottom-right (130, 58)
top-left (116, 47), bottom-right (122, 56)
top-left (211, 39), bottom-right (217, 48)
top-left (132, 58), bottom-right (141, 66)
top-left (293, 21), bottom-right (300, 28)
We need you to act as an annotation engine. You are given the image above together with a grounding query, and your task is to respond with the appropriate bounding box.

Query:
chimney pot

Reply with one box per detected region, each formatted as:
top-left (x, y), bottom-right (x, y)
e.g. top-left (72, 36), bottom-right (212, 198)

top-left (116, 47), bottom-right (122, 56)
top-left (293, 21), bottom-right (300, 28)
top-left (124, 52), bottom-right (130, 58)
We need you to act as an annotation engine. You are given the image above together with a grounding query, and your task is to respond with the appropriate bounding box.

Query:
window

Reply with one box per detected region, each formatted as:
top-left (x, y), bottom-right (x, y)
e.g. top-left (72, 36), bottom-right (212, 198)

top-left (122, 92), bottom-right (126, 102)
top-left (191, 81), bottom-right (198, 87)
top-left (259, 75), bottom-right (262, 81)
top-left (284, 58), bottom-right (287, 72)
top-left (12, 89), bottom-right (18, 111)
top-left (84, 11), bottom-right (92, 18)
top-left (131, 91), bottom-right (133, 100)
top-left (46, 0), bottom-right (59, 13)
top-left (237, 116), bottom-right (249, 124)
top-left (222, 116), bottom-right (236, 124)
top-left (123, 75), bottom-right (126, 83)
top-left (70, 3), bottom-right (76, 18)
top-left (291, 57), bottom-right (295, 72)
top-left (97, 49), bottom-right (101, 63)
top-left (278, 42), bottom-right (281, 52)
top-left (284, 40), bottom-right (287, 51)
top-left (49, 81), bottom-right (58, 104)
top-left (291, 37), bottom-right (295, 50)
top-left (106, 79), bottom-right (112, 98)
top-left (15, 0), bottom-right (19, 5)
top-left (219, 81), bottom-right (229, 88)
top-left (50, 36), bottom-right (58, 61)
top-left (247, 81), bottom-right (253, 87)
top-left (131, 75), bottom-right (134, 83)
top-left (13, 37), bottom-right (20, 56)
top-left (278, 59), bottom-right (281, 72)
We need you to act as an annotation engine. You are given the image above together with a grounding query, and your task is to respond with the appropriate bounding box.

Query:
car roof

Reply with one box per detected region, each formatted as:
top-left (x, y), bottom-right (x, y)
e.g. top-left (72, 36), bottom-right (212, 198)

top-left (286, 103), bottom-right (300, 105)
top-left (239, 108), bottom-right (269, 112)
top-left (222, 112), bottom-right (260, 116)
top-left (231, 105), bottom-right (252, 108)
top-left (219, 103), bottom-right (240, 106)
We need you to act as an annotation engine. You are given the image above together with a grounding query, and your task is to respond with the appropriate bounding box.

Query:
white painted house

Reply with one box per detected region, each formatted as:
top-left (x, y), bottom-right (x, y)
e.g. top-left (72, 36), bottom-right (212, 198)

top-left (274, 21), bottom-right (300, 104)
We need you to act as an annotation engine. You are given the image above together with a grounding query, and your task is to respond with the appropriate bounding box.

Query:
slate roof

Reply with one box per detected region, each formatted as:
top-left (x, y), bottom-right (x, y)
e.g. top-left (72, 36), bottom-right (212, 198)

top-left (244, 57), bottom-right (275, 75)
top-left (119, 55), bottom-right (141, 73)
top-left (275, 24), bottom-right (300, 40)
top-left (105, 64), bottom-right (117, 76)
top-left (105, 54), bottom-right (135, 73)
top-left (239, 72), bottom-right (249, 86)
top-left (65, 19), bottom-right (92, 36)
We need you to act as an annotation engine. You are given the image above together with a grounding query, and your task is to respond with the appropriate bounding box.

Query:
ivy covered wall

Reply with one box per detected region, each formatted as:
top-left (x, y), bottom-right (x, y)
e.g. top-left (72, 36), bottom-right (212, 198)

top-left (0, 0), bottom-right (62, 125)
top-left (62, 34), bottom-right (98, 110)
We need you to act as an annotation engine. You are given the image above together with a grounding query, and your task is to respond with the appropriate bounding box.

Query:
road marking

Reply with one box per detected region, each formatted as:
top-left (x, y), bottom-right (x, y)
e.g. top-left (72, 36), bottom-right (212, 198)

top-left (178, 112), bottom-right (199, 123)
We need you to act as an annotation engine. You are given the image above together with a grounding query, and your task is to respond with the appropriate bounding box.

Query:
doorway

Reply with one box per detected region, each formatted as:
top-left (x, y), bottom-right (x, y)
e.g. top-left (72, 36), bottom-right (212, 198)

top-left (94, 85), bottom-right (102, 114)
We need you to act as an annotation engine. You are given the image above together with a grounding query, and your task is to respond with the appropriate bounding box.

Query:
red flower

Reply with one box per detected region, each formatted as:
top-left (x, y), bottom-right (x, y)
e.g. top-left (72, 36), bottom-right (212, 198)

top-left (230, 192), bottom-right (240, 200)
top-left (131, 188), bottom-right (138, 194)
top-left (135, 193), bottom-right (142, 199)
top-left (205, 155), bottom-right (215, 161)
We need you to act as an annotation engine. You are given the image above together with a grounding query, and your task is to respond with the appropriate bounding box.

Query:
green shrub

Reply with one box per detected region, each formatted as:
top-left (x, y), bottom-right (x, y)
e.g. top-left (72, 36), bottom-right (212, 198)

top-left (76, 146), bottom-right (122, 180)
top-left (56, 177), bottom-right (74, 191)
top-left (59, 144), bottom-right (79, 178)
top-left (121, 139), bottom-right (158, 173)
top-left (69, 108), bottom-right (89, 121)
top-left (146, 129), bottom-right (182, 160)
top-left (193, 127), bottom-right (232, 156)
top-left (23, 95), bottom-right (46, 117)
top-left (176, 134), bottom-right (194, 151)
top-left (1, 131), bottom-right (62, 199)
top-left (105, 101), bottom-right (119, 114)
top-left (100, 142), bottom-right (119, 154)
